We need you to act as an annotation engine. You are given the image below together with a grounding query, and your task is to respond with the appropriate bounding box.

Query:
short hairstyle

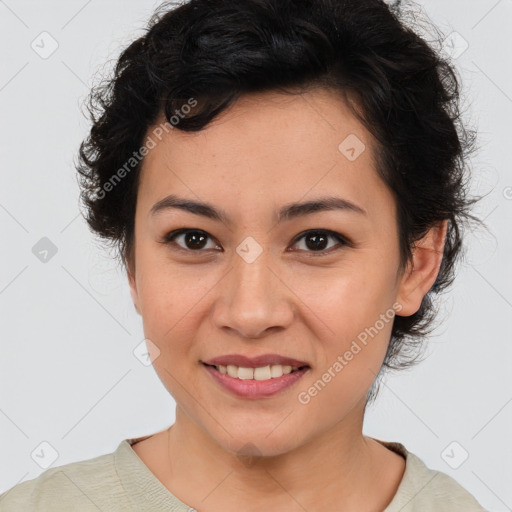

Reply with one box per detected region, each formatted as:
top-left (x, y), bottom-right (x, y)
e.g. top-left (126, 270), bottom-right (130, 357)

top-left (76, 0), bottom-right (478, 393)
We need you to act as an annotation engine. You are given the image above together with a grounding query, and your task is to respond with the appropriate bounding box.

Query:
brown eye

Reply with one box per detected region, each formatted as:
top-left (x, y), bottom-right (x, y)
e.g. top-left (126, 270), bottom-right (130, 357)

top-left (164, 229), bottom-right (220, 252)
top-left (291, 230), bottom-right (349, 254)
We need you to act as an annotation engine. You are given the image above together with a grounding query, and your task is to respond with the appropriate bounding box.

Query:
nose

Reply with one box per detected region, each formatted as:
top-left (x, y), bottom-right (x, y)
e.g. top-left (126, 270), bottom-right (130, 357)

top-left (211, 249), bottom-right (295, 339)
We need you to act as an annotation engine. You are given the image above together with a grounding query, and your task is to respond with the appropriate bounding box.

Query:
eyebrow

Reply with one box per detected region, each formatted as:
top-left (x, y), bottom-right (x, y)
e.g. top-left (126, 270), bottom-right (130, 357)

top-left (150, 194), bottom-right (367, 225)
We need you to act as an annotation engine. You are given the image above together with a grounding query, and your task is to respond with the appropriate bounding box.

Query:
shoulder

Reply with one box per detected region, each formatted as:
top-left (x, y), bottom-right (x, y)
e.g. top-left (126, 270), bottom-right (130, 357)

top-left (380, 440), bottom-right (488, 512)
top-left (0, 441), bottom-right (134, 512)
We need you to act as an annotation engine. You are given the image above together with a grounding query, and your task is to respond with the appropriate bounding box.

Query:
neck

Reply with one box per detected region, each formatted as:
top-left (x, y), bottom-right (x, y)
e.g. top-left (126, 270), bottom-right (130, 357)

top-left (165, 401), bottom-right (399, 511)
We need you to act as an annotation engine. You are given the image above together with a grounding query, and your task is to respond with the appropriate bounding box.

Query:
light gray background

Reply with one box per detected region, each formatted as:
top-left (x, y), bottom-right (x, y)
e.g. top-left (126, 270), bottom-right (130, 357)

top-left (0, 0), bottom-right (511, 510)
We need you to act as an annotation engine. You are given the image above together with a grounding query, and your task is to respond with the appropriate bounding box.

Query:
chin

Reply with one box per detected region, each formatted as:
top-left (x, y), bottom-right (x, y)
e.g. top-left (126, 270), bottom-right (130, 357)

top-left (209, 424), bottom-right (305, 460)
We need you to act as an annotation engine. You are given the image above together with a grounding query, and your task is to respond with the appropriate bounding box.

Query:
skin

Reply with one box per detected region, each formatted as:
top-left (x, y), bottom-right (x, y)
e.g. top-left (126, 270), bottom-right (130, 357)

top-left (127, 87), bottom-right (447, 511)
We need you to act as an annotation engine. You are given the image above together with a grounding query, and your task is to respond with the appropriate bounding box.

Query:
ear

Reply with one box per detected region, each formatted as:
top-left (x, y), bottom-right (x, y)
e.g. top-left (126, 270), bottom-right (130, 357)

top-left (126, 255), bottom-right (141, 316)
top-left (396, 220), bottom-right (448, 317)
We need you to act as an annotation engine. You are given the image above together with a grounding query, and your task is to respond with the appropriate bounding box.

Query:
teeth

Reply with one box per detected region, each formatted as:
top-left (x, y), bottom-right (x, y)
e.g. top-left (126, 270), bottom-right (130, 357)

top-left (215, 364), bottom-right (302, 380)
top-left (254, 366), bottom-right (271, 380)
top-left (270, 365), bottom-right (284, 378)
top-left (238, 367), bottom-right (254, 380)
top-left (227, 364), bottom-right (238, 378)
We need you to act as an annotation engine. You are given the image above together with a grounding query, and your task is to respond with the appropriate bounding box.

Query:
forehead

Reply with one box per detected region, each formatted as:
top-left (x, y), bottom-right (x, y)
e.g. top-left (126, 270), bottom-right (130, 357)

top-left (137, 88), bottom-right (393, 219)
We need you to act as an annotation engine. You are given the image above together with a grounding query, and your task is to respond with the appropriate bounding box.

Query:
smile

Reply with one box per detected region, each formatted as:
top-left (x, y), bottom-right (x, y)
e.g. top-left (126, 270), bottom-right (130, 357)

top-left (203, 363), bottom-right (310, 399)
top-left (211, 363), bottom-right (306, 380)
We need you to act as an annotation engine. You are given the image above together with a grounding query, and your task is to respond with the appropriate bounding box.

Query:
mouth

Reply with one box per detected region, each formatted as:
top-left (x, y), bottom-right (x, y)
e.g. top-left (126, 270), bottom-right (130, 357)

top-left (201, 355), bottom-right (311, 399)
top-left (203, 362), bottom-right (309, 380)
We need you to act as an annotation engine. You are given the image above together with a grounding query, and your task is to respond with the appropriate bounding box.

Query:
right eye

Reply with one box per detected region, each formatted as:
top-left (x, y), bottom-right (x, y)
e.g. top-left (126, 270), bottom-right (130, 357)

top-left (162, 228), bottom-right (222, 253)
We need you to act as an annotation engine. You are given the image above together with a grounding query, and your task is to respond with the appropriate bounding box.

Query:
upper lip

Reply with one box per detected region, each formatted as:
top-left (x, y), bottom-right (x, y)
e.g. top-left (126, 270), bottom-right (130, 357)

top-left (203, 354), bottom-right (310, 368)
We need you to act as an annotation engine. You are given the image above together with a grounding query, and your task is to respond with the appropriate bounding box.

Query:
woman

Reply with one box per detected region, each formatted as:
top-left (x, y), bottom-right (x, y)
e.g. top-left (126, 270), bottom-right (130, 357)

top-left (0, 0), bottom-right (487, 510)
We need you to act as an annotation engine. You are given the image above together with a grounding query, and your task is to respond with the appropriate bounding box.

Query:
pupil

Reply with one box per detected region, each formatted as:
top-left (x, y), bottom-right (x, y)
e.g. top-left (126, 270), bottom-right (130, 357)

top-left (186, 231), bottom-right (207, 249)
top-left (305, 231), bottom-right (327, 251)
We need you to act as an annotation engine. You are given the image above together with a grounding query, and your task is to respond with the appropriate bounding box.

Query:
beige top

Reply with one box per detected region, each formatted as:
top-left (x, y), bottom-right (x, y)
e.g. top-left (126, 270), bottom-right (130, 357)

top-left (0, 436), bottom-right (487, 511)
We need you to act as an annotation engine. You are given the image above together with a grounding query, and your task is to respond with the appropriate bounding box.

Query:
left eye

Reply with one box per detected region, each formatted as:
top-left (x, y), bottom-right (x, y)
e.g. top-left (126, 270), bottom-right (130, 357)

top-left (290, 230), bottom-right (348, 254)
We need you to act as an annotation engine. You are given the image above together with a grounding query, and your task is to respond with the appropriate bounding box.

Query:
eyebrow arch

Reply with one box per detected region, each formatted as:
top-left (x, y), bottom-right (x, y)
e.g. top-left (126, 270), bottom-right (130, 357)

top-left (150, 194), bottom-right (367, 225)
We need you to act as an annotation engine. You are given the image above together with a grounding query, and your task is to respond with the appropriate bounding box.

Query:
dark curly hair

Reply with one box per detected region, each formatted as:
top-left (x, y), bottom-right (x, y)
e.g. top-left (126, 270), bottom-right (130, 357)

top-left (76, 0), bottom-right (478, 393)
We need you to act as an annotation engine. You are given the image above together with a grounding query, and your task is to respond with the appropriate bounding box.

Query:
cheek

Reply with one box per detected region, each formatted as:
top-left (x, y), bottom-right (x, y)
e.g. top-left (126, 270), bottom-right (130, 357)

top-left (293, 272), bottom-right (396, 423)
top-left (288, 258), bottom-right (397, 398)
top-left (135, 240), bottom-right (203, 323)
top-left (291, 258), bottom-right (397, 340)
top-left (134, 254), bottom-right (221, 373)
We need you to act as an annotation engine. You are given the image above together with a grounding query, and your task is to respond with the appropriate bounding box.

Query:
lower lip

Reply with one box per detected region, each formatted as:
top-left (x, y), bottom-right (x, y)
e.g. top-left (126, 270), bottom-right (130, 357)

top-left (203, 364), bottom-right (309, 399)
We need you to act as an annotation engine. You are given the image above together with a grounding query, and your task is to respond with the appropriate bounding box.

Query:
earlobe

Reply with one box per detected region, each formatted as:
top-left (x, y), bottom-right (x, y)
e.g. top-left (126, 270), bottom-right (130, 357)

top-left (396, 220), bottom-right (448, 317)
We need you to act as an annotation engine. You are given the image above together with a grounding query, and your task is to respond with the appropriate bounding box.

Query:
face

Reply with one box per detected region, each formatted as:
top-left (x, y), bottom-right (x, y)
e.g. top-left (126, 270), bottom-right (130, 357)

top-left (128, 88), bottom-right (440, 457)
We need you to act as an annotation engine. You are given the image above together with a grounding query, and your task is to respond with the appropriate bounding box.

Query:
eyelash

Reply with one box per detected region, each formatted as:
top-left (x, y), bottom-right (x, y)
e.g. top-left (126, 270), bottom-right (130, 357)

top-left (161, 228), bottom-right (352, 256)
